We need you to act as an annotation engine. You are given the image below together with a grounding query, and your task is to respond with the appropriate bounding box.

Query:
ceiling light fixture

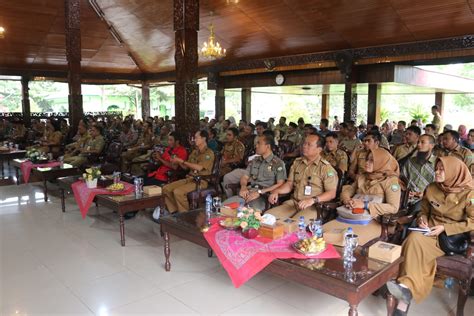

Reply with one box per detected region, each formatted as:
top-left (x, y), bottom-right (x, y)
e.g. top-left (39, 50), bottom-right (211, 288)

top-left (0, 26), bottom-right (5, 39)
top-left (201, 23), bottom-right (226, 59)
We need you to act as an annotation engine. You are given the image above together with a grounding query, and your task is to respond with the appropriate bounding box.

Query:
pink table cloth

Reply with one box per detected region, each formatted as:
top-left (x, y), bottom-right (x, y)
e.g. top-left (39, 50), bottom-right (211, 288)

top-left (203, 219), bottom-right (340, 288)
top-left (20, 160), bottom-right (61, 183)
top-left (71, 181), bottom-right (134, 218)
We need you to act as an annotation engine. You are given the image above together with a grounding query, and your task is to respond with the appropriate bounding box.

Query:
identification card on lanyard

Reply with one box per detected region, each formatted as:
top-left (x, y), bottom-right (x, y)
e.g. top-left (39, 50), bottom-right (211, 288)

top-left (304, 177), bottom-right (312, 196)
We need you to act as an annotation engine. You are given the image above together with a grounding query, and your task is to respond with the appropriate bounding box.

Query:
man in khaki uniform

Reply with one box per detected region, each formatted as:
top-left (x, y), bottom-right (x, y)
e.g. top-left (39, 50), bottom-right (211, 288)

top-left (392, 126), bottom-right (420, 161)
top-left (130, 126), bottom-right (170, 175)
top-left (440, 130), bottom-right (474, 175)
top-left (224, 134), bottom-right (286, 210)
top-left (64, 125), bottom-right (105, 167)
top-left (121, 122), bottom-right (154, 172)
top-left (220, 127), bottom-right (245, 175)
top-left (64, 121), bottom-right (90, 159)
top-left (282, 122), bottom-right (302, 147)
top-left (339, 126), bottom-right (361, 153)
top-left (431, 105), bottom-right (443, 135)
top-left (348, 130), bottom-right (382, 180)
top-left (322, 132), bottom-right (348, 173)
top-left (266, 134), bottom-right (338, 223)
top-left (162, 130), bottom-right (215, 213)
top-left (274, 117), bottom-right (288, 138)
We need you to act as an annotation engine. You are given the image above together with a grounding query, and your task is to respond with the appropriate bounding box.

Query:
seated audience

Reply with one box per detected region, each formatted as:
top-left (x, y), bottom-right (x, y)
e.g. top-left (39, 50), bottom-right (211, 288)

top-left (392, 126), bottom-right (420, 161)
top-left (348, 130), bottom-right (382, 180)
top-left (63, 124), bottom-right (105, 167)
top-left (322, 132), bottom-right (348, 173)
top-left (220, 127), bottom-right (245, 175)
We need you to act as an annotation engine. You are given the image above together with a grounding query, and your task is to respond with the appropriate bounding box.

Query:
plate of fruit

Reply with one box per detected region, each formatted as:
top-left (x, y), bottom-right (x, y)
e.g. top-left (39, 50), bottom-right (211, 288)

top-left (219, 217), bottom-right (240, 230)
top-left (293, 236), bottom-right (326, 256)
top-left (106, 183), bottom-right (125, 192)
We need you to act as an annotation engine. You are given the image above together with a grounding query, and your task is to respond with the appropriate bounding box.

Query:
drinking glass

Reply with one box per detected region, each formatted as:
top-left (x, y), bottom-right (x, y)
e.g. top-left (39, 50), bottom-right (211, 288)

top-left (212, 196), bottom-right (222, 214)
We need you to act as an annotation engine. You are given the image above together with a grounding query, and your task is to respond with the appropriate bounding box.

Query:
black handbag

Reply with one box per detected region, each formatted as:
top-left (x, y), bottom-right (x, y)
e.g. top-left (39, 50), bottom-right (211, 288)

top-left (438, 231), bottom-right (470, 256)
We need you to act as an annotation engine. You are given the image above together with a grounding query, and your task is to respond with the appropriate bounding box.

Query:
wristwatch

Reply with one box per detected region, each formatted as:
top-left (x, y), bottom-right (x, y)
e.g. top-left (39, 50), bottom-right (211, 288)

top-left (313, 196), bottom-right (320, 204)
top-left (257, 189), bottom-right (263, 195)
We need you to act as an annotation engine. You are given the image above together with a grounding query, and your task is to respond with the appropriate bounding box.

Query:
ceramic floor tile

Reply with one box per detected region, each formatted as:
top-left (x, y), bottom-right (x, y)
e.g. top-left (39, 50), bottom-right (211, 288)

top-left (222, 293), bottom-right (310, 315)
top-left (69, 270), bottom-right (162, 314)
top-left (166, 274), bottom-right (261, 314)
top-left (109, 292), bottom-right (198, 315)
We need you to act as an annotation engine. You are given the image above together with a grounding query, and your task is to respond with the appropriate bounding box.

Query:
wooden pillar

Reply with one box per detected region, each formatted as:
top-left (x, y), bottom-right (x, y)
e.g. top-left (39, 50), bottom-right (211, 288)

top-left (321, 94), bottom-right (329, 119)
top-left (434, 92), bottom-right (445, 116)
top-left (368, 83), bottom-right (382, 125)
top-left (343, 82), bottom-right (357, 122)
top-left (241, 88), bottom-right (251, 122)
top-left (141, 81), bottom-right (150, 120)
top-left (174, 0), bottom-right (199, 139)
top-left (21, 76), bottom-right (31, 127)
top-left (65, 0), bottom-right (83, 134)
top-left (215, 87), bottom-right (225, 119)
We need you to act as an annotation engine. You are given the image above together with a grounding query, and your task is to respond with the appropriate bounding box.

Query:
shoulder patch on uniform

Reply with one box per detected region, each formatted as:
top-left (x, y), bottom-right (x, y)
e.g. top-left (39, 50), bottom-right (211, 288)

top-left (470, 198), bottom-right (474, 206)
top-left (391, 184), bottom-right (400, 192)
top-left (327, 170), bottom-right (335, 177)
top-left (277, 166), bottom-right (283, 171)
top-left (205, 155), bottom-right (211, 160)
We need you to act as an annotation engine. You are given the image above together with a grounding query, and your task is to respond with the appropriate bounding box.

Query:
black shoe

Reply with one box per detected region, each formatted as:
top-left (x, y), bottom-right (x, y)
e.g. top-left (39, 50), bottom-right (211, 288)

top-left (124, 211), bottom-right (138, 220)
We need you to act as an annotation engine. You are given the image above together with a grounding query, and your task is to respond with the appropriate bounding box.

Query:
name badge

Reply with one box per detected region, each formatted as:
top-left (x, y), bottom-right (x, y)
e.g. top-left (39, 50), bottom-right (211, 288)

top-left (304, 185), bottom-right (312, 196)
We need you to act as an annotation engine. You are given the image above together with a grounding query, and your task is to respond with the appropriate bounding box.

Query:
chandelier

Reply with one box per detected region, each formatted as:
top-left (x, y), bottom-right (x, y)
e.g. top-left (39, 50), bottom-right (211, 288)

top-left (0, 26), bottom-right (5, 39)
top-left (201, 23), bottom-right (226, 59)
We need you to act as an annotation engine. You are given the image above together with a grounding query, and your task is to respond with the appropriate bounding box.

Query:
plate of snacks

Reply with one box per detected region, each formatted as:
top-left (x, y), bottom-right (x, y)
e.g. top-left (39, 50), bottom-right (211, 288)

top-left (106, 183), bottom-right (125, 192)
top-left (219, 217), bottom-right (240, 230)
top-left (293, 236), bottom-right (326, 256)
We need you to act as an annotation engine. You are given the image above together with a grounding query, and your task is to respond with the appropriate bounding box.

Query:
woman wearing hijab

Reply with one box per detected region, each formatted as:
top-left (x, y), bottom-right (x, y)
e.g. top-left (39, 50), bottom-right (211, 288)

top-left (340, 147), bottom-right (401, 217)
top-left (386, 156), bottom-right (474, 316)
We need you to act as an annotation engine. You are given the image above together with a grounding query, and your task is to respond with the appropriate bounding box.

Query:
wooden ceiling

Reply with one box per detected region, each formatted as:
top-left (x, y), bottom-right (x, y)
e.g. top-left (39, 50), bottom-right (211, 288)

top-left (0, 0), bottom-right (473, 76)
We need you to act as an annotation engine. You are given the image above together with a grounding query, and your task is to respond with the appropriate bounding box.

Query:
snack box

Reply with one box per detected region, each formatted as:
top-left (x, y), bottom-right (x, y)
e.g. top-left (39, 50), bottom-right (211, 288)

top-left (368, 241), bottom-right (402, 263)
top-left (258, 223), bottom-right (285, 240)
top-left (277, 218), bottom-right (298, 233)
top-left (322, 219), bottom-right (381, 246)
top-left (143, 185), bottom-right (162, 196)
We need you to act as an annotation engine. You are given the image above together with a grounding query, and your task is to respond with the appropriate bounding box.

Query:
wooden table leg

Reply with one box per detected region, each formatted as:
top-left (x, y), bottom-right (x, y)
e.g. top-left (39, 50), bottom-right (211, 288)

top-left (16, 168), bottom-right (20, 185)
top-left (1, 159), bottom-right (4, 177)
top-left (348, 304), bottom-right (358, 316)
top-left (208, 249), bottom-right (213, 258)
top-left (43, 179), bottom-right (48, 202)
top-left (60, 189), bottom-right (66, 212)
top-left (119, 214), bottom-right (126, 247)
top-left (164, 232), bottom-right (171, 271)
top-left (386, 293), bottom-right (396, 316)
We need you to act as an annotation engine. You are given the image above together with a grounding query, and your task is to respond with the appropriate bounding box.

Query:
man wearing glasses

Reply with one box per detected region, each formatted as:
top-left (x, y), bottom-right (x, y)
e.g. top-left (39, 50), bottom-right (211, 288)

top-left (265, 134), bottom-right (338, 223)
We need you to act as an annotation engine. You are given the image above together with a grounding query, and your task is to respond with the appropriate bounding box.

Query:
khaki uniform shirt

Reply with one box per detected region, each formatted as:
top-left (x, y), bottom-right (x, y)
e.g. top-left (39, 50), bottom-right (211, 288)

top-left (340, 175), bottom-right (401, 218)
top-left (421, 183), bottom-right (474, 236)
top-left (432, 113), bottom-right (443, 134)
top-left (380, 135), bottom-right (390, 150)
top-left (245, 153), bottom-right (287, 188)
top-left (444, 145), bottom-right (474, 175)
top-left (288, 157), bottom-right (338, 201)
top-left (81, 135), bottom-right (105, 156)
top-left (68, 133), bottom-right (90, 151)
top-left (137, 132), bottom-right (153, 149)
top-left (275, 124), bottom-right (288, 137)
top-left (340, 137), bottom-right (362, 152)
top-left (282, 132), bottom-right (302, 147)
top-left (392, 143), bottom-right (417, 161)
top-left (349, 148), bottom-right (370, 176)
top-left (322, 149), bottom-right (348, 172)
top-left (187, 147), bottom-right (215, 176)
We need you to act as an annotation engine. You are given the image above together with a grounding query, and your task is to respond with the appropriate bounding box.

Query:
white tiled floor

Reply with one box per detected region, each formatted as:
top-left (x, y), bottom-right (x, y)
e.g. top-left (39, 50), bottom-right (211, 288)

top-left (0, 182), bottom-right (472, 315)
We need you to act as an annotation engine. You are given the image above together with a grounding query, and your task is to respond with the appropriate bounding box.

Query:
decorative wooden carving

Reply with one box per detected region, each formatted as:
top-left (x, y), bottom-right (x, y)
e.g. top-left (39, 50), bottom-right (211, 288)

top-left (321, 94), bottom-right (329, 120)
top-left (174, 0), bottom-right (200, 138)
top-left (343, 83), bottom-right (357, 123)
top-left (141, 82), bottom-right (151, 120)
top-left (65, 0), bottom-right (83, 134)
top-left (21, 76), bottom-right (31, 127)
top-left (215, 87), bottom-right (225, 119)
top-left (368, 84), bottom-right (382, 125)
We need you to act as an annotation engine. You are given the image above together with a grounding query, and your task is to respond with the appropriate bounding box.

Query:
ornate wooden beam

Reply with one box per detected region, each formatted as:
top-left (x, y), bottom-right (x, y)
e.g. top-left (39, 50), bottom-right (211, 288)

top-left (321, 94), bottom-right (329, 120)
top-left (368, 84), bottom-right (382, 125)
top-left (203, 35), bottom-right (474, 74)
top-left (241, 88), bottom-right (251, 122)
top-left (65, 0), bottom-right (83, 134)
top-left (174, 0), bottom-right (199, 139)
top-left (215, 87), bottom-right (225, 120)
top-left (435, 92), bottom-right (445, 116)
top-left (141, 81), bottom-right (150, 120)
top-left (343, 83), bottom-right (357, 123)
top-left (21, 76), bottom-right (31, 127)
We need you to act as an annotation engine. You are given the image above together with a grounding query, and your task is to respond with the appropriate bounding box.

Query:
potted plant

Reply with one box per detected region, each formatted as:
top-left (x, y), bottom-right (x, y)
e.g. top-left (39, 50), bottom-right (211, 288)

top-left (236, 207), bottom-right (262, 239)
top-left (83, 167), bottom-right (101, 189)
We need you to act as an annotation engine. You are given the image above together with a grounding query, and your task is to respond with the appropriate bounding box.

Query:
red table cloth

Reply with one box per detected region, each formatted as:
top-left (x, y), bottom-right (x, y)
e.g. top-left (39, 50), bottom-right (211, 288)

top-left (204, 219), bottom-right (340, 288)
top-left (20, 160), bottom-right (61, 183)
top-left (71, 180), bottom-right (134, 218)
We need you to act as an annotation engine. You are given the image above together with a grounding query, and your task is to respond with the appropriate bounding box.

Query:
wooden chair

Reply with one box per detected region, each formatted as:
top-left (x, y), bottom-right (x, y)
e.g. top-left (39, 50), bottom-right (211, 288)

top-left (99, 141), bottom-right (123, 174)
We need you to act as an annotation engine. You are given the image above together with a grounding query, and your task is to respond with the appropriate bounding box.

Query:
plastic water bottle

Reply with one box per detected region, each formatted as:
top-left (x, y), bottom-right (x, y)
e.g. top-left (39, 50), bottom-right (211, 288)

top-left (444, 277), bottom-right (454, 289)
top-left (313, 219), bottom-right (323, 238)
top-left (344, 227), bottom-right (353, 246)
top-left (297, 216), bottom-right (306, 240)
top-left (205, 194), bottom-right (213, 217)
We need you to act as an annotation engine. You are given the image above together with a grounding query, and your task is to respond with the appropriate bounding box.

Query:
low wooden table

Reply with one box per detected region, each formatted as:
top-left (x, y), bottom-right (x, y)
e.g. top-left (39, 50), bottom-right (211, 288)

top-left (95, 193), bottom-right (164, 246)
top-left (12, 159), bottom-right (80, 201)
top-left (0, 149), bottom-right (26, 177)
top-left (159, 210), bottom-right (403, 316)
top-left (57, 175), bottom-right (81, 212)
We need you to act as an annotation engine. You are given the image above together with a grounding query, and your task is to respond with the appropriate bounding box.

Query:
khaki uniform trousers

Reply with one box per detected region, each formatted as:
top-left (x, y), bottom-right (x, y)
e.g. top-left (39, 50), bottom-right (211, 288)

top-left (162, 178), bottom-right (208, 213)
top-left (265, 199), bottom-right (318, 224)
top-left (121, 149), bottom-right (140, 171)
top-left (63, 155), bottom-right (87, 168)
top-left (222, 168), bottom-right (247, 197)
top-left (130, 152), bottom-right (150, 175)
top-left (398, 232), bottom-right (445, 303)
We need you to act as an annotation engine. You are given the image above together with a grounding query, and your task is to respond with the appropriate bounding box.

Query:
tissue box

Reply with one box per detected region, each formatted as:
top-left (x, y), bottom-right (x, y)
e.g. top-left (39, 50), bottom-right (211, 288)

top-left (258, 223), bottom-right (285, 240)
top-left (144, 185), bottom-right (162, 196)
top-left (220, 207), bottom-right (237, 217)
top-left (368, 241), bottom-right (402, 263)
top-left (278, 218), bottom-right (298, 233)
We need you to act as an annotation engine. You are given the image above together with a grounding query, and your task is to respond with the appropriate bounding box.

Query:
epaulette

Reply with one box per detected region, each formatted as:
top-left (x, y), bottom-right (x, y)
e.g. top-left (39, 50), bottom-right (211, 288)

top-left (321, 158), bottom-right (330, 165)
